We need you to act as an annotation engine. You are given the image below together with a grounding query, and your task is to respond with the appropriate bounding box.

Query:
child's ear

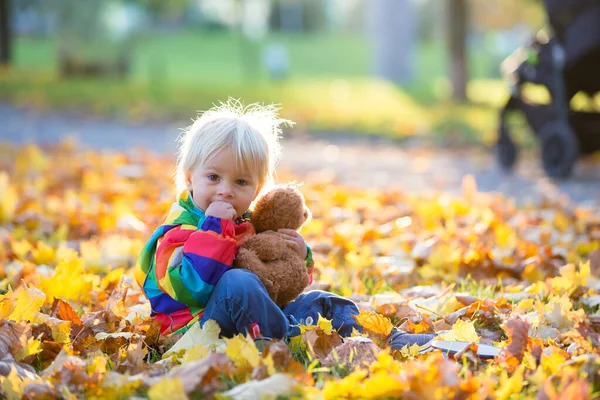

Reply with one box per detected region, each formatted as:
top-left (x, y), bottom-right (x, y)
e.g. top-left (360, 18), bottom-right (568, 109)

top-left (185, 173), bottom-right (193, 191)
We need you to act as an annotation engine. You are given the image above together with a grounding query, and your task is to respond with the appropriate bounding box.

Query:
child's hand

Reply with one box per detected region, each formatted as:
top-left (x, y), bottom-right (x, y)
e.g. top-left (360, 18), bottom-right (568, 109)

top-left (206, 201), bottom-right (236, 220)
top-left (277, 229), bottom-right (308, 259)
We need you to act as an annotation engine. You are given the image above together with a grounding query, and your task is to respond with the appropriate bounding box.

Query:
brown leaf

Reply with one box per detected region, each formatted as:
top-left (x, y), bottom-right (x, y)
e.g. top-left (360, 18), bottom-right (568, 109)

top-left (320, 337), bottom-right (380, 369)
top-left (105, 281), bottom-right (131, 320)
top-left (565, 322), bottom-right (600, 352)
top-left (452, 342), bottom-right (479, 365)
top-left (0, 319), bottom-right (27, 358)
top-left (589, 249), bottom-right (600, 278)
top-left (262, 340), bottom-right (293, 370)
top-left (445, 307), bottom-right (469, 324)
top-left (302, 328), bottom-right (343, 362)
top-left (164, 352), bottom-right (231, 394)
top-left (501, 318), bottom-right (529, 364)
top-left (22, 381), bottom-right (59, 400)
top-left (261, 341), bottom-right (312, 384)
top-left (559, 379), bottom-right (591, 400)
top-left (537, 378), bottom-right (558, 400)
top-left (455, 294), bottom-right (479, 307)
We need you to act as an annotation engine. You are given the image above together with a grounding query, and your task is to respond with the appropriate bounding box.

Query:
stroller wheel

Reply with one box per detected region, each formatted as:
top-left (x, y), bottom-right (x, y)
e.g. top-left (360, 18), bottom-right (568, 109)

top-left (496, 135), bottom-right (518, 172)
top-left (539, 121), bottom-right (579, 179)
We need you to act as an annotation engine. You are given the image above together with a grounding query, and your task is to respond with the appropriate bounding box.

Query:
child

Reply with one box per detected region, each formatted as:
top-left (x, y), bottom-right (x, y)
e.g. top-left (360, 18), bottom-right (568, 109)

top-left (135, 99), bottom-right (433, 349)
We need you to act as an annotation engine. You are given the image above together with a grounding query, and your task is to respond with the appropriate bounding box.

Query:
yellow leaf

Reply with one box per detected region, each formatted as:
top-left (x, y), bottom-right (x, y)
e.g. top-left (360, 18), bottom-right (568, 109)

top-left (496, 366), bottom-right (524, 400)
top-left (0, 367), bottom-right (24, 400)
top-left (398, 343), bottom-right (421, 358)
top-left (317, 314), bottom-right (333, 334)
top-left (101, 268), bottom-right (126, 289)
top-left (224, 334), bottom-right (260, 368)
top-left (0, 172), bottom-right (17, 223)
top-left (495, 223), bottom-right (517, 250)
top-left (32, 313), bottom-right (72, 344)
top-left (38, 257), bottom-right (93, 304)
top-left (182, 344), bottom-right (209, 364)
top-left (31, 241), bottom-right (56, 265)
top-left (360, 370), bottom-right (406, 398)
top-left (352, 310), bottom-right (393, 337)
top-left (437, 320), bottom-right (480, 343)
top-left (322, 370), bottom-right (368, 400)
top-left (14, 144), bottom-right (47, 174)
top-left (148, 378), bottom-right (189, 400)
top-left (0, 285), bottom-right (46, 322)
top-left (87, 356), bottom-right (108, 376)
top-left (10, 239), bottom-right (32, 259)
top-left (553, 211), bottom-right (571, 233)
top-left (16, 337), bottom-right (42, 361)
top-left (163, 320), bottom-right (224, 360)
top-left (541, 350), bottom-right (567, 375)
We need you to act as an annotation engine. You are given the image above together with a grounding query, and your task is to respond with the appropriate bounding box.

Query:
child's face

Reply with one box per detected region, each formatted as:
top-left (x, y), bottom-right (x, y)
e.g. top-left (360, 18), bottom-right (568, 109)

top-left (187, 146), bottom-right (260, 219)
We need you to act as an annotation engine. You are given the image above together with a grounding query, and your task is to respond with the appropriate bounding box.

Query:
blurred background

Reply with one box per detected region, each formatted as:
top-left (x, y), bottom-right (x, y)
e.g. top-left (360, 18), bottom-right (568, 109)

top-left (0, 0), bottom-right (547, 145)
top-left (2, 0), bottom-right (600, 203)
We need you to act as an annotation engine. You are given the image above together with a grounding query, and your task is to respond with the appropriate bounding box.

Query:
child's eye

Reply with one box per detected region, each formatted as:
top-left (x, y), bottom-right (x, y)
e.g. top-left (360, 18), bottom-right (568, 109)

top-left (208, 174), bottom-right (219, 181)
top-left (236, 179), bottom-right (248, 186)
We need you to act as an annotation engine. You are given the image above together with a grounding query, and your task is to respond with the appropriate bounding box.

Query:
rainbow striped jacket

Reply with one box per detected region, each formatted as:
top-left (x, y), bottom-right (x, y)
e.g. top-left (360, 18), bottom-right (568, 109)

top-left (135, 190), bottom-right (313, 334)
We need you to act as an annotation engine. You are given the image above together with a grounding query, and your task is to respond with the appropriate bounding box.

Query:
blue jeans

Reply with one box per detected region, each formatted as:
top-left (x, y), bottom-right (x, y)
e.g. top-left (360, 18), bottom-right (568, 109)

top-left (199, 269), bottom-right (361, 338)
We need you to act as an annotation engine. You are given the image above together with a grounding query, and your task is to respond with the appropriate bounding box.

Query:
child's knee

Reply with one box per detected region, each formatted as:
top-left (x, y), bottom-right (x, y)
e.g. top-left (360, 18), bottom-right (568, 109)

top-left (217, 269), bottom-right (263, 294)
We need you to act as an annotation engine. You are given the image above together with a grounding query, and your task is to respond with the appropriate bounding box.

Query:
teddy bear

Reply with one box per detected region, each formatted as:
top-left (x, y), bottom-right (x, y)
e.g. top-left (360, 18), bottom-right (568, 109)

top-left (234, 184), bottom-right (312, 308)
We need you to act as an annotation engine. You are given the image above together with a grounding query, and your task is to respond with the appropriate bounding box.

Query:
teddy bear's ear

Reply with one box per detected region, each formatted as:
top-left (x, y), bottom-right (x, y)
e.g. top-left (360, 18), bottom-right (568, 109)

top-left (303, 207), bottom-right (312, 224)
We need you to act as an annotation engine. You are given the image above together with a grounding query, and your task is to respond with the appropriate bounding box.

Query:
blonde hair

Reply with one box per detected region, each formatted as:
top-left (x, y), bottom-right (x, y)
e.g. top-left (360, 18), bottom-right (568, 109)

top-left (175, 99), bottom-right (291, 196)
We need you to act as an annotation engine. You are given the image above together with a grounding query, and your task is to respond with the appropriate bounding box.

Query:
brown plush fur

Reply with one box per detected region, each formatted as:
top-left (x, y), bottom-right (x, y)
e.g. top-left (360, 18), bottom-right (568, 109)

top-left (234, 184), bottom-right (312, 308)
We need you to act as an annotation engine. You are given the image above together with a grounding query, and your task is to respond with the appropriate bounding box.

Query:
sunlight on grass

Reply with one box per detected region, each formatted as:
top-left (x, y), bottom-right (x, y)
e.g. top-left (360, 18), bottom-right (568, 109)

top-left (2, 30), bottom-right (511, 144)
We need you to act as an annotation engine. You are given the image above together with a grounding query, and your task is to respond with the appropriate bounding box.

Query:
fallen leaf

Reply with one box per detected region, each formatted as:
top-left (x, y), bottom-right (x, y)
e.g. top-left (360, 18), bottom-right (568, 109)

top-left (302, 328), bottom-right (343, 361)
top-left (500, 318), bottom-right (529, 364)
top-left (437, 320), bottom-right (480, 343)
top-left (321, 337), bottom-right (380, 368)
top-left (220, 373), bottom-right (297, 400)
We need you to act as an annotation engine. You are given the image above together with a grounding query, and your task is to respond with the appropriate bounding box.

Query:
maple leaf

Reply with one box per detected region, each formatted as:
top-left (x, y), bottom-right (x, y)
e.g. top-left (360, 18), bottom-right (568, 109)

top-left (352, 310), bottom-right (393, 337)
top-left (38, 257), bottom-right (93, 304)
top-left (50, 298), bottom-right (82, 326)
top-left (437, 320), bottom-right (480, 343)
top-left (0, 285), bottom-right (46, 322)
top-left (500, 318), bottom-right (529, 364)
top-left (302, 328), bottom-right (343, 362)
top-left (224, 334), bottom-right (261, 369)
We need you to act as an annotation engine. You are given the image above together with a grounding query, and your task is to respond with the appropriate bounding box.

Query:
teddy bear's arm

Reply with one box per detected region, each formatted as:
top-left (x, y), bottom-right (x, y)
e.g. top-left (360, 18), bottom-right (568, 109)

top-left (235, 248), bottom-right (274, 284)
top-left (241, 233), bottom-right (286, 261)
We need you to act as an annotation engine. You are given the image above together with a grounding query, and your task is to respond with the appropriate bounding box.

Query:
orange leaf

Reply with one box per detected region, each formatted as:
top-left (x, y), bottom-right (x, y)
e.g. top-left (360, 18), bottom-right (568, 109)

top-left (352, 310), bottom-right (394, 337)
top-left (51, 299), bottom-right (82, 326)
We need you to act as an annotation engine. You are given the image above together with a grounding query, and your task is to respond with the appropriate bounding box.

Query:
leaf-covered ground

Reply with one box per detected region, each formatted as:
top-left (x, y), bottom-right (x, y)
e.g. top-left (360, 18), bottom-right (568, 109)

top-left (1, 141), bottom-right (600, 399)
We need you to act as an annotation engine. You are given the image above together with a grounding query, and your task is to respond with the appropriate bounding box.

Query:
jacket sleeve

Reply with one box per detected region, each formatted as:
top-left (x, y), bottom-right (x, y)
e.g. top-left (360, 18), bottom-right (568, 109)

top-left (305, 244), bottom-right (314, 285)
top-left (153, 216), bottom-right (237, 308)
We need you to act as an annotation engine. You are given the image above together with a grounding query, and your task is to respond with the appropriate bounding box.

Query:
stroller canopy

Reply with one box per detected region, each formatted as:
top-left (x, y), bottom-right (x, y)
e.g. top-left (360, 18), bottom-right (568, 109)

top-left (543, 0), bottom-right (600, 66)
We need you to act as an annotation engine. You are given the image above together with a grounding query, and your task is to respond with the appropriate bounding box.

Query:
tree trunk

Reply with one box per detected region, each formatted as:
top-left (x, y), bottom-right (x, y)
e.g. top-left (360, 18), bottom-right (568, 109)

top-left (448, 0), bottom-right (468, 101)
top-left (369, 0), bottom-right (416, 84)
top-left (0, 0), bottom-right (10, 65)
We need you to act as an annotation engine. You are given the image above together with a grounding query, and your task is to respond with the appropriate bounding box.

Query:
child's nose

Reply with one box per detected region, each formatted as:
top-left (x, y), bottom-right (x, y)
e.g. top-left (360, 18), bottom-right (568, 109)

top-left (218, 182), bottom-right (234, 197)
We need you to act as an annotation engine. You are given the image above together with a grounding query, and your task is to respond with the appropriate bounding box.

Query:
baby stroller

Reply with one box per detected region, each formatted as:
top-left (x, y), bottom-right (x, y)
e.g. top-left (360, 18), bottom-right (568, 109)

top-left (496, 0), bottom-right (600, 178)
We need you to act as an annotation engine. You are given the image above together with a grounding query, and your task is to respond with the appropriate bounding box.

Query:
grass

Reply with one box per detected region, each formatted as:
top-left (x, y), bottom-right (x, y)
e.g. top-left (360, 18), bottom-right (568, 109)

top-left (1, 29), bottom-right (511, 145)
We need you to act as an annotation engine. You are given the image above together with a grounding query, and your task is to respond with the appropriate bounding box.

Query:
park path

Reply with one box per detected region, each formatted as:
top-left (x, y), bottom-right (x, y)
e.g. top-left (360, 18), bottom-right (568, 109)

top-left (1, 103), bottom-right (599, 208)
